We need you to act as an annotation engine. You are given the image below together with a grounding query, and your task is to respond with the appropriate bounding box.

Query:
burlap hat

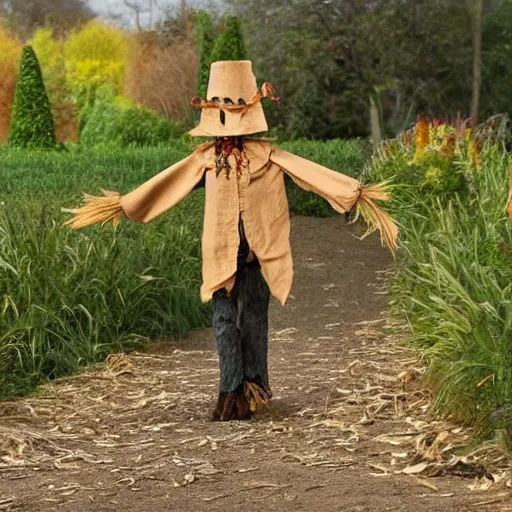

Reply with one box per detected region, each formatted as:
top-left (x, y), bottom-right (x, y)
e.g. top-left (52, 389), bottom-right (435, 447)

top-left (189, 60), bottom-right (278, 137)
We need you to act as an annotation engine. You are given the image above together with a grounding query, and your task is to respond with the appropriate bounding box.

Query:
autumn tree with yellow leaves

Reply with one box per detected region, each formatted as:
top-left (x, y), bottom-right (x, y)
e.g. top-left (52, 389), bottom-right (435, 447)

top-left (0, 26), bottom-right (21, 142)
top-left (64, 21), bottom-right (131, 129)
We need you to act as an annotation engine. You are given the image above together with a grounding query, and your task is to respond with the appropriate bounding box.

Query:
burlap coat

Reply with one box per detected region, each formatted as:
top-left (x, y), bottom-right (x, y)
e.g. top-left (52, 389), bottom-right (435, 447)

top-left (119, 140), bottom-right (363, 306)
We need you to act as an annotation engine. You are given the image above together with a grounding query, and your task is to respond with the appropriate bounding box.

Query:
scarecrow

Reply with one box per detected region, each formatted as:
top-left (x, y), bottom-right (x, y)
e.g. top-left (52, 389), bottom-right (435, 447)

top-left (64, 61), bottom-right (398, 421)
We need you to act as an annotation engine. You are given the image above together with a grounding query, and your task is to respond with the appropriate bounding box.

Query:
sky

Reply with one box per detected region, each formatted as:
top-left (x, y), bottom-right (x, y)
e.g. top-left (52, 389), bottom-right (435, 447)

top-left (87, 0), bottom-right (153, 27)
top-left (87, 0), bottom-right (222, 28)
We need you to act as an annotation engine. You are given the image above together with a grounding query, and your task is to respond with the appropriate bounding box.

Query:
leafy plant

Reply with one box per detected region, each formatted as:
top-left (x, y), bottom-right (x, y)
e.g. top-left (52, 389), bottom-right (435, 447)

top-left (80, 87), bottom-right (185, 148)
top-left (0, 26), bottom-right (21, 142)
top-left (365, 118), bottom-right (512, 435)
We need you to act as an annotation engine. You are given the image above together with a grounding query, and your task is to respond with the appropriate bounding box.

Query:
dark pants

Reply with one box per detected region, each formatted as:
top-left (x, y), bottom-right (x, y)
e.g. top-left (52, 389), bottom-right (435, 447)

top-left (212, 221), bottom-right (271, 395)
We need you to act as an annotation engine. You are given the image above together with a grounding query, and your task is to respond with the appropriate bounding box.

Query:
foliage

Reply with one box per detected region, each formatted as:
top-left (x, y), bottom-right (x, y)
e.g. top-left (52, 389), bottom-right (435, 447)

top-left (125, 31), bottom-right (197, 126)
top-left (30, 28), bottom-right (66, 102)
top-left (482, 0), bottom-right (512, 117)
top-left (0, 0), bottom-right (94, 39)
top-left (369, 119), bottom-right (473, 198)
top-left (195, 10), bottom-right (216, 99)
top-left (209, 16), bottom-right (248, 63)
top-left (64, 21), bottom-right (130, 127)
top-left (8, 45), bottom-right (58, 150)
top-left (0, 144), bottom-right (208, 398)
top-left (226, 0), bottom-right (504, 140)
top-left (0, 24), bottom-right (20, 67)
top-left (364, 116), bottom-right (512, 435)
top-left (156, 1), bottom-right (197, 44)
top-left (0, 25), bottom-right (21, 142)
top-left (80, 87), bottom-right (185, 148)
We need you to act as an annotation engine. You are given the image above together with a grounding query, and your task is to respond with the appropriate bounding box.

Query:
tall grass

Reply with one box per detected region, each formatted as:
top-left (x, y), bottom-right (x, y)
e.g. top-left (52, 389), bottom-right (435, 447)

top-left (0, 138), bottom-right (364, 398)
top-left (364, 124), bottom-right (512, 433)
top-left (0, 144), bottom-right (207, 398)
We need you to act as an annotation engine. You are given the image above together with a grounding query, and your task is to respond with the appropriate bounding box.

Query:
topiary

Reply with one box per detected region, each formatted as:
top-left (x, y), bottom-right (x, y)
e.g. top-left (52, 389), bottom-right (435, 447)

top-left (209, 16), bottom-right (248, 64)
top-left (8, 45), bottom-right (58, 150)
top-left (195, 11), bottom-right (216, 99)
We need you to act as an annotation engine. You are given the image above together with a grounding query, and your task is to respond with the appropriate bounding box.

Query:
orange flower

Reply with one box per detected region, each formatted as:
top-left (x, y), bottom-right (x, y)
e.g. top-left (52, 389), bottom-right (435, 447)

top-left (469, 139), bottom-right (481, 167)
top-left (416, 117), bottom-right (430, 150)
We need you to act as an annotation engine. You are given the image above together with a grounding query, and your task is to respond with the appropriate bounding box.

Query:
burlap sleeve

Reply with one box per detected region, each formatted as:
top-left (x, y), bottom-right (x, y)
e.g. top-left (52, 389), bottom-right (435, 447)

top-left (269, 145), bottom-right (362, 214)
top-left (120, 143), bottom-right (213, 223)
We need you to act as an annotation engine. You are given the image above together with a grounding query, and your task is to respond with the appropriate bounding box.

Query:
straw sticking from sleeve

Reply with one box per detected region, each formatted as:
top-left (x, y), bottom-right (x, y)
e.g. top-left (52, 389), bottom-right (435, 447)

top-left (353, 183), bottom-right (398, 255)
top-left (62, 190), bottom-right (124, 229)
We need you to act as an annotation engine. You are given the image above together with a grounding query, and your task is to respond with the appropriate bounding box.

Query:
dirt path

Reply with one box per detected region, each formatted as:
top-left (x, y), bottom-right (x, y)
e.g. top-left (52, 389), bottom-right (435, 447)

top-left (1, 216), bottom-right (511, 511)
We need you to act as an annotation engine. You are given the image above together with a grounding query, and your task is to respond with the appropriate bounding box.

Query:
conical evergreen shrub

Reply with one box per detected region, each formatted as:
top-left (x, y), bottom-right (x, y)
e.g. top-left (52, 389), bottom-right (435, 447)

top-left (195, 11), bottom-right (216, 99)
top-left (8, 45), bottom-right (58, 149)
top-left (209, 16), bottom-right (248, 64)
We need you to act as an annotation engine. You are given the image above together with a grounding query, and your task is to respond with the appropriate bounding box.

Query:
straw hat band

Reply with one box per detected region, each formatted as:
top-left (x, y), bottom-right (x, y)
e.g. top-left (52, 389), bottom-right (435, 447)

top-left (191, 82), bottom-right (279, 114)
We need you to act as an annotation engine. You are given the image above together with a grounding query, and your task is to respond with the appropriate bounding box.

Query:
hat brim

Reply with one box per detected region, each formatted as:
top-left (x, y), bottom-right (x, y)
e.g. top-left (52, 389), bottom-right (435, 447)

top-left (189, 103), bottom-right (268, 137)
top-left (188, 125), bottom-right (268, 137)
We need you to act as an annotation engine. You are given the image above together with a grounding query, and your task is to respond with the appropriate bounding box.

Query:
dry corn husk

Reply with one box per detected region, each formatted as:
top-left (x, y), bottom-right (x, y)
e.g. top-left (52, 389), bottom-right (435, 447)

top-left (354, 182), bottom-right (399, 255)
top-left (62, 189), bottom-right (124, 229)
top-left (244, 381), bottom-right (271, 413)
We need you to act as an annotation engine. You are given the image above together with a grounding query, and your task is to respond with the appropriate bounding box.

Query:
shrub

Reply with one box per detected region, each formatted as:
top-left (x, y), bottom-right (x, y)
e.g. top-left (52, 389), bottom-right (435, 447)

top-left (31, 28), bottom-right (66, 100)
top-left (80, 88), bottom-right (185, 148)
top-left (8, 46), bottom-right (58, 150)
top-left (209, 16), bottom-right (248, 63)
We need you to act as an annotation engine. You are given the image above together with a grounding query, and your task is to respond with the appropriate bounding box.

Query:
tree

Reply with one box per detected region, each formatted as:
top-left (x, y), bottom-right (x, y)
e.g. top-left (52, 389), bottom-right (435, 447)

top-left (31, 28), bottom-right (66, 103)
top-left (8, 46), bottom-right (58, 149)
top-left (0, 0), bottom-right (94, 38)
top-left (209, 16), bottom-right (248, 63)
top-left (156, 0), bottom-right (199, 45)
top-left (64, 21), bottom-right (130, 129)
top-left (125, 30), bottom-right (198, 124)
top-left (0, 25), bottom-right (20, 142)
top-left (227, 0), bottom-right (474, 139)
top-left (195, 11), bottom-right (216, 98)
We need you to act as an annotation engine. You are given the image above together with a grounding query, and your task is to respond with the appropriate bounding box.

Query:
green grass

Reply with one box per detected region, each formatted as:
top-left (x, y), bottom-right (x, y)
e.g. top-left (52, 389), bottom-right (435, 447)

top-left (0, 138), bottom-right (365, 399)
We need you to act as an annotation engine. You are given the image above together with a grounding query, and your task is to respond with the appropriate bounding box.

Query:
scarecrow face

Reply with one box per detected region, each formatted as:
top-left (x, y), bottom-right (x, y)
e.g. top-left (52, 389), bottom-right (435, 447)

top-left (189, 61), bottom-right (269, 138)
